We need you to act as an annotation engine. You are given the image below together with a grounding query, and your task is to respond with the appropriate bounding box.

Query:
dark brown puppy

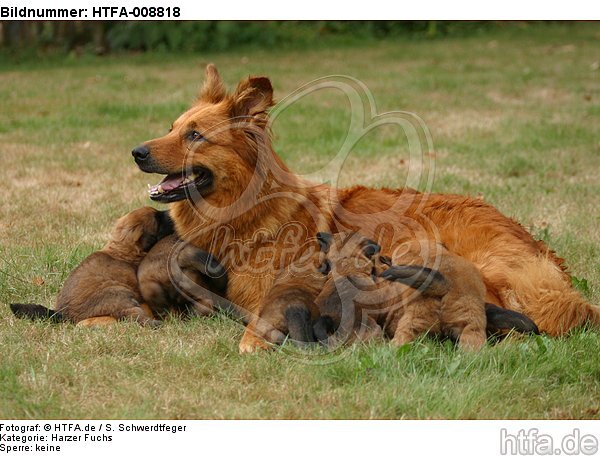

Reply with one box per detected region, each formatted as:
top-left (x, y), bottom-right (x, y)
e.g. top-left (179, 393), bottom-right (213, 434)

top-left (314, 232), bottom-right (539, 350)
top-left (312, 232), bottom-right (393, 345)
top-left (137, 234), bottom-right (230, 319)
top-left (11, 207), bottom-right (173, 327)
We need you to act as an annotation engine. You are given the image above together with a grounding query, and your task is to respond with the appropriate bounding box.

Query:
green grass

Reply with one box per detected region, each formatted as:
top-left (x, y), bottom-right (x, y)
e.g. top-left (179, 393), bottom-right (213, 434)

top-left (1, 22), bottom-right (599, 419)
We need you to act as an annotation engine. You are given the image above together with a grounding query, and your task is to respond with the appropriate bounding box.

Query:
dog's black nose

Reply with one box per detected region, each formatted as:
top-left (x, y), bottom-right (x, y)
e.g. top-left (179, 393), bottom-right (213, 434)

top-left (132, 145), bottom-right (150, 161)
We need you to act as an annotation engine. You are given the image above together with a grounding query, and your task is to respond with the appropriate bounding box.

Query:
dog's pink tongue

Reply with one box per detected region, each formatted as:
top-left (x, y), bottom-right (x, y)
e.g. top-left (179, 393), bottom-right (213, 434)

top-left (159, 174), bottom-right (184, 192)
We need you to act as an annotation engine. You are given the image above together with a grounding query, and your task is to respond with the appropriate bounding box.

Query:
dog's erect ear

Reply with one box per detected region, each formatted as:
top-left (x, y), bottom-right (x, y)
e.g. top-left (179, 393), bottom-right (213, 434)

top-left (230, 76), bottom-right (274, 119)
top-left (198, 64), bottom-right (226, 104)
top-left (362, 239), bottom-right (381, 258)
top-left (316, 232), bottom-right (333, 253)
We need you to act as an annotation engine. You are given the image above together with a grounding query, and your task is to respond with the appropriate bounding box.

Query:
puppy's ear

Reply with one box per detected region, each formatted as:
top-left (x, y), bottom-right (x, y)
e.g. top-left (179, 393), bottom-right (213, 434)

top-left (230, 76), bottom-right (274, 120)
top-left (155, 210), bottom-right (174, 240)
top-left (379, 255), bottom-right (392, 267)
top-left (317, 259), bottom-right (331, 275)
top-left (140, 233), bottom-right (158, 252)
top-left (362, 239), bottom-right (381, 258)
top-left (316, 232), bottom-right (333, 253)
top-left (380, 265), bottom-right (449, 297)
top-left (198, 64), bottom-right (226, 104)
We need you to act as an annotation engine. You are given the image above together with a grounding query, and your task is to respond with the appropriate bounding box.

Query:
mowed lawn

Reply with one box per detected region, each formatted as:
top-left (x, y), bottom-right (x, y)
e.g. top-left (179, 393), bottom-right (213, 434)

top-left (1, 23), bottom-right (599, 419)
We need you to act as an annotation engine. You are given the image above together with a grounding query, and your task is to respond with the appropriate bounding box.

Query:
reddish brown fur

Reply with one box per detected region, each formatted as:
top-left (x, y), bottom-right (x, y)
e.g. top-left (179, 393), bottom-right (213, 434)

top-left (138, 65), bottom-right (599, 352)
top-left (248, 242), bottom-right (326, 348)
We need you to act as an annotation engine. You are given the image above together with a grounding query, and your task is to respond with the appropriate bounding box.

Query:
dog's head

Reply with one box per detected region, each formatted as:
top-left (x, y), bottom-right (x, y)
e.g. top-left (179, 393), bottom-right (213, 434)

top-left (109, 207), bottom-right (174, 259)
top-left (313, 232), bottom-right (389, 343)
top-left (316, 231), bottom-right (389, 279)
top-left (132, 64), bottom-right (275, 206)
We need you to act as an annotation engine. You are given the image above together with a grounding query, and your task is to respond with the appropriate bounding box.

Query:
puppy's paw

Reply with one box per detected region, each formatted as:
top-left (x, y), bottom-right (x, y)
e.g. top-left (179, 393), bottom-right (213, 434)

top-left (391, 333), bottom-right (415, 347)
top-left (238, 333), bottom-right (270, 354)
top-left (77, 316), bottom-right (118, 327)
top-left (144, 319), bottom-right (162, 329)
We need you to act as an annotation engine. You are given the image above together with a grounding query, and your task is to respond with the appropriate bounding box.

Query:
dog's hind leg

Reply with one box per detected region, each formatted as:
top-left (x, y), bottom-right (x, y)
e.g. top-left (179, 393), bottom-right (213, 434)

top-left (77, 288), bottom-right (161, 328)
top-left (456, 323), bottom-right (486, 351)
top-left (391, 299), bottom-right (439, 347)
top-left (76, 304), bottom-right (158, 328)
top-left (116, 303), bottom-right (161, 328)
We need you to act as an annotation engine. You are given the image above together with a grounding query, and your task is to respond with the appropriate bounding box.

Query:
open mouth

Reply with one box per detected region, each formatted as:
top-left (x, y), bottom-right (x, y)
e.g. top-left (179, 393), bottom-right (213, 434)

top-left (147, 167), bottom-right (213, 203)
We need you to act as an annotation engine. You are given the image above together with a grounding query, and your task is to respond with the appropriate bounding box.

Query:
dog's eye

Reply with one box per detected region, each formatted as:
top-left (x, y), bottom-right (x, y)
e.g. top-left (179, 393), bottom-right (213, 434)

top-left (187, 130), bottom-right (204, 142)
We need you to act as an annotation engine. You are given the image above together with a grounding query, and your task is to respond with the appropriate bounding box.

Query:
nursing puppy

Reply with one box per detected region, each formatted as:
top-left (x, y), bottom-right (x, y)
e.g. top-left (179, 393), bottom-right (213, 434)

top-left (248, 233), bottom-right (395, 347)
top-left (314, 232), bottom-right (539, 350)
top-left (137, 234), bottom-right (230, 319)
top-left (10, 207), bottom-right (173, 327)
top-left (248, 240), bottom-right (327, 346)
top-left (382, 239), bottom-right (488, 350)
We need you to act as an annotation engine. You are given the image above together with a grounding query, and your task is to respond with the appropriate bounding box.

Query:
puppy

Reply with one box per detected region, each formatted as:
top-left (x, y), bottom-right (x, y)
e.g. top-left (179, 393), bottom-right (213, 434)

top-left (10, 207), bottom-right (173, 327)
top-left (250, 240), bottom-right (327, 346)
top-left (383, 239), bottom-right (488, 350)
top-left (314, 232), bottom-right (539, 350)
top-left (312, 232), bottom-right (393, 345)
top-left (251, 232), bottom-right (386, 346)
top-left (137, 234), bottom-right (230, 319)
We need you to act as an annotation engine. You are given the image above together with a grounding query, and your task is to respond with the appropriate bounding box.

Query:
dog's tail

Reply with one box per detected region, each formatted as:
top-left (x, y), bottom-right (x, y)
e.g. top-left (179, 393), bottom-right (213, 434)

top-left (485, 303), bottom-right (539, 335)
top-left (10, 303), bottom-right (65, 323)
top-left (379, 265), bottom-right (450, 297)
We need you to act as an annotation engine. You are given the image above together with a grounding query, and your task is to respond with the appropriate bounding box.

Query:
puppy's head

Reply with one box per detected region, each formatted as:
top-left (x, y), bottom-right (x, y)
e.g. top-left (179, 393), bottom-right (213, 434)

top-left (109, 207), bottom-right (174, 259)
top-left (314, 231), bottom-right (385, 332)
top-left (316, 231), bottom-right (386, 279)
top-left (132, 64), bottom-right (276, 208)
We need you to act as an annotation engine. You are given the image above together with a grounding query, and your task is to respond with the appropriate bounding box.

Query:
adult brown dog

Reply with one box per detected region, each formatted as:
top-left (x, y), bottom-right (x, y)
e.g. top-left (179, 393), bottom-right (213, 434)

top-left (132, 64), bottom-right (598, 352)
top-left (11, 207), bottom-right (172, 327)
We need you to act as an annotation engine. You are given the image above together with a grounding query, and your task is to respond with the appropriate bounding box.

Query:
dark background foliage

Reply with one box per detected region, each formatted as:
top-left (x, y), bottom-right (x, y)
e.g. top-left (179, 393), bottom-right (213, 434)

top-left (0, 21), bottom-right (538, 56)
